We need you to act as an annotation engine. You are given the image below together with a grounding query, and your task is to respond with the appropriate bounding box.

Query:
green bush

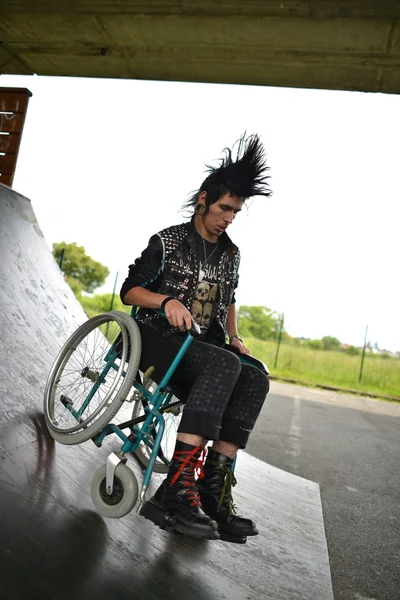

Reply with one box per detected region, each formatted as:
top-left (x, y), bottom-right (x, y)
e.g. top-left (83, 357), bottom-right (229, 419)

top-left (307, 339), bottom-right (324, 350)
top-left (346, 345), bottom-right (360, 356)
top-left (321, 335), bottom-right (341, 351)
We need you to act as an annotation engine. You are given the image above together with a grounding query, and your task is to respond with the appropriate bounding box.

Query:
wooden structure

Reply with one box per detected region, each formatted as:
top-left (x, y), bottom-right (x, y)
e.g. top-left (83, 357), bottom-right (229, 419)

top-left (0, 87), bottom-right (32, 187)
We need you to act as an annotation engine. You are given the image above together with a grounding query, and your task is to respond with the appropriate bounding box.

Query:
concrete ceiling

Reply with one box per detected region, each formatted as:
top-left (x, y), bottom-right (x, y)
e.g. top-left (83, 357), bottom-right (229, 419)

top-left (0, 1), bottom-right (400, 94)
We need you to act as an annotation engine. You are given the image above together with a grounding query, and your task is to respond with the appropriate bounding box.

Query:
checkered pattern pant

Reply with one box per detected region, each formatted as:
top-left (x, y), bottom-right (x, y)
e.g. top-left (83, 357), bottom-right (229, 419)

top-left (138, 324), bottom-right (269, 448)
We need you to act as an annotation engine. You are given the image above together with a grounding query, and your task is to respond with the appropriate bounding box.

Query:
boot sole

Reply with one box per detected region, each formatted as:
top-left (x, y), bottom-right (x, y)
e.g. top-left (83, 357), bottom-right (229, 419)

top-left (140, 500), bottom-right (220, 541)
top-left (220, 532), bottom-right (247, 544)
top-left (218, 526), bottom-right (258, 543)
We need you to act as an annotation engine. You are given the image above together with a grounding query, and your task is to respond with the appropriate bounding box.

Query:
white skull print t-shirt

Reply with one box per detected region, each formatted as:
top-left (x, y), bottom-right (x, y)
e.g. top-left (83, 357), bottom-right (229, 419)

top-left (190, 232), bottom-right (223, 333)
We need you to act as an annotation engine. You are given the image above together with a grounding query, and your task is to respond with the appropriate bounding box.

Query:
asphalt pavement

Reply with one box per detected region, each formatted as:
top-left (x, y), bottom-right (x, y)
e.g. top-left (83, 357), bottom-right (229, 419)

top-left (246, 381), bottom-right (400, 600)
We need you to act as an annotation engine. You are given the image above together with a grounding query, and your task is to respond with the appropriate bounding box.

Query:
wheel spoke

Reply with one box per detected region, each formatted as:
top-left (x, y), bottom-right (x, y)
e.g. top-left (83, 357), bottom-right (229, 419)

top-left (49, 318), bottom-right (122, 427)
top-left (44, 312), bottom-right (141, 445)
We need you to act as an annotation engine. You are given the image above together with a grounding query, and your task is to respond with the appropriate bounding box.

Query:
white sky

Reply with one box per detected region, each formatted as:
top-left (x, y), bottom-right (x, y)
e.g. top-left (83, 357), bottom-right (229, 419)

top-left (1, 74), bottom-right (399, 351)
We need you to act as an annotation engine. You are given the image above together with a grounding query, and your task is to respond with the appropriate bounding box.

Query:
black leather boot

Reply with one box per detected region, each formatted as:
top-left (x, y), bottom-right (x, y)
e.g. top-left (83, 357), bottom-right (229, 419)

top-left (197, 448), bottom-right (258, 543)
top-left (140, 441), bottom-right (219, 540)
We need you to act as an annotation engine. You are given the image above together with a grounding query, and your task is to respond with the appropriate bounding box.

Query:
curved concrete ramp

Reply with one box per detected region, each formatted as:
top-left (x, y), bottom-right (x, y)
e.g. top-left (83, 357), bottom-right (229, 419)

top-left (0, 185), bottom-right (333, 600)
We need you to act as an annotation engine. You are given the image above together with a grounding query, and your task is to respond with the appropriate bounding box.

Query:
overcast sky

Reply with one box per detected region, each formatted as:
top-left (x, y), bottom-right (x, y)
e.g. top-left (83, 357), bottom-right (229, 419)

top-left (1, 74), bottom-right (399, 351)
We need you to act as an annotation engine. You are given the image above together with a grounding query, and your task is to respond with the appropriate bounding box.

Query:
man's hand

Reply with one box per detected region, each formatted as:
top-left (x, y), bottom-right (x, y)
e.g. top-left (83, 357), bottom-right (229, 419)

top-left (230, 336), bottom-right (251, 355)
top-left (164, 299), bottom-right (193, 332)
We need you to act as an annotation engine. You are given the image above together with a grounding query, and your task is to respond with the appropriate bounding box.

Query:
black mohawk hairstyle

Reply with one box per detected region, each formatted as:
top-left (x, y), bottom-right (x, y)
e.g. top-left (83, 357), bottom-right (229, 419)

top-left (182, 133), bottom-right (272, 213)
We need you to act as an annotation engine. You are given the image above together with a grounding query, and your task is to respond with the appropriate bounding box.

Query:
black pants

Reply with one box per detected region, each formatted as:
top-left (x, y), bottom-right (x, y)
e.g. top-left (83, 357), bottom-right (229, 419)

top-left (137, 323), bottom-right (269, 448)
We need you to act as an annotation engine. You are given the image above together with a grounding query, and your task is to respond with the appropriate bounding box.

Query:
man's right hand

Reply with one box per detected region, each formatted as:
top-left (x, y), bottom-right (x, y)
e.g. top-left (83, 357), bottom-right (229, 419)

top-left (163, 298), bottom-right (194, 332)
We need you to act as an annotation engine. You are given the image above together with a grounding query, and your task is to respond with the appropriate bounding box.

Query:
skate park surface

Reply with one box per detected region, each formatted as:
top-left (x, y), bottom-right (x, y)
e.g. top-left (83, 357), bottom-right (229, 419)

top-left (0, 184), bottom-right (333, 600)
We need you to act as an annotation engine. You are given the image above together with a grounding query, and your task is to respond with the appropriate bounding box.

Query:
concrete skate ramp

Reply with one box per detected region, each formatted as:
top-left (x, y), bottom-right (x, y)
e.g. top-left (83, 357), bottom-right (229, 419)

top-left (0, 185), bottom-right (333, 600)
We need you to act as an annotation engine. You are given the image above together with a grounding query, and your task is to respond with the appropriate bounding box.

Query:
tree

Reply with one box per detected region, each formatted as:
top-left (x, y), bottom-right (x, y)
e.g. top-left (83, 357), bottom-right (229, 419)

top-left (321, 335), bottom-right (341, 351)
top-left (53, 242), bottom-right (110, 294)
top-left (237, 305), bottom-right (282, 341)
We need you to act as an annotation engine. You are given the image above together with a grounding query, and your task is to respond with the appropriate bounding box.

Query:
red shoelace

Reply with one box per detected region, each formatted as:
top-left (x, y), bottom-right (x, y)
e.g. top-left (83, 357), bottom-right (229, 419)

top-left (169, 445), bottom-right (206, 508)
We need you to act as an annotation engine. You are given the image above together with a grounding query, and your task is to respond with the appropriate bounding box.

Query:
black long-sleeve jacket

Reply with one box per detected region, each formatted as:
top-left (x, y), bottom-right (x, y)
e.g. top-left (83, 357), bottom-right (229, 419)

top-left (120, 218), bottom-right (240, 343)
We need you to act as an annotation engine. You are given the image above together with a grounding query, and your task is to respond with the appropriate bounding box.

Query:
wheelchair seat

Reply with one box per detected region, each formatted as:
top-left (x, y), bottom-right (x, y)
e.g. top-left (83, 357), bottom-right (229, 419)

top-left (135, 371), bottom-right (189, 404)
top-left (160, 383), bottom-right (189, 403)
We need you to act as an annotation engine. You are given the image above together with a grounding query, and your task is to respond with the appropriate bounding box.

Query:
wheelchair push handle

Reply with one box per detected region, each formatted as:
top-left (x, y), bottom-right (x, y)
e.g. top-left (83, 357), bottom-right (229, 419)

top-left (189, 320), bottom-right (202, 335)
top-left (156, 308), bottom-right (201, 337)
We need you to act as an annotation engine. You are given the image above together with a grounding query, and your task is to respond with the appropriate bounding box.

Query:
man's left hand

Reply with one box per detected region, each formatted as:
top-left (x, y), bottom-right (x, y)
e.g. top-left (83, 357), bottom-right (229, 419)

top-left (231, 337), bottom-right (251, 355)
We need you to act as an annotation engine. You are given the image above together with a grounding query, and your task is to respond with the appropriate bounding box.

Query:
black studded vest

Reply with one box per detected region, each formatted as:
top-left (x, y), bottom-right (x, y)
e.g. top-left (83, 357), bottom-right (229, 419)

top-left (136, 221), bottom-right (240, 339)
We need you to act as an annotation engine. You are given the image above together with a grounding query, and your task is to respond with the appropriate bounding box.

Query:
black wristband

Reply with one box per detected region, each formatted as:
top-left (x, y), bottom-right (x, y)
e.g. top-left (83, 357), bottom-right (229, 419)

top-left (229, 333), bottom-right (243, 344)
top-left (160, 296), bottom-right (175, 311)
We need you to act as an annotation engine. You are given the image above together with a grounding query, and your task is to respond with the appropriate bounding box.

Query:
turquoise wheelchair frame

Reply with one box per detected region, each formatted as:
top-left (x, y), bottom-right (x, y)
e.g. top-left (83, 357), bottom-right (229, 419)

top-left (92, 316), bottom-right (198, 510)
top-left (42, 304), bottom-right (267, 519)
top-left (43, 308), bottom-right (206, 518)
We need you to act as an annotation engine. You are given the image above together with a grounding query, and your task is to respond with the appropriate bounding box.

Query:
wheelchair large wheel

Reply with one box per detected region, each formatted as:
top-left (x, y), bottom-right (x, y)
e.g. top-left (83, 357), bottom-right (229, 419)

top-left (132, 397), bottom-right (183, 474)
top-left (43, 311), bottom-right (141, 445)
top-left (90, 463), bottom-right (139, 518)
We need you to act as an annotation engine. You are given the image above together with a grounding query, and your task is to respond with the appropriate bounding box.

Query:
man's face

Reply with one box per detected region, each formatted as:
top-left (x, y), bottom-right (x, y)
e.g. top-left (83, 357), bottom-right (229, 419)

top-left (203, 194), bottom-right (243, 238)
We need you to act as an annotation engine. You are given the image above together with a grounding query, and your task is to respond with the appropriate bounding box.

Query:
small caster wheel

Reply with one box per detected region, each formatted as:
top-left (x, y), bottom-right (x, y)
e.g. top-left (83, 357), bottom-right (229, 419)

top-left (90, 463), bottom-right (139, 518)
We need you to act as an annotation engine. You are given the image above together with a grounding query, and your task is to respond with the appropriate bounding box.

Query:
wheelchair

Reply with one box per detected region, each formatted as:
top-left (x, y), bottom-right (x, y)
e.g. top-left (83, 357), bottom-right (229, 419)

top-left (43, 309), bottom-right (201, 519)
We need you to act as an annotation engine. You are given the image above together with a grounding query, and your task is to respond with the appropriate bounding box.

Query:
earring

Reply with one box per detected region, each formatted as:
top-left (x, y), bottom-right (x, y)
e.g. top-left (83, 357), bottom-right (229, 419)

top-left (196, 204), bottom-right (206, 215)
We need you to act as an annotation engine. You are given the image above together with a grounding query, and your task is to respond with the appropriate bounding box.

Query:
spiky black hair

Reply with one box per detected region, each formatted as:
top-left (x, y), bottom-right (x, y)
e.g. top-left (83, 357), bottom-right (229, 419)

top-left (182, 133), bottom-right (271, 213)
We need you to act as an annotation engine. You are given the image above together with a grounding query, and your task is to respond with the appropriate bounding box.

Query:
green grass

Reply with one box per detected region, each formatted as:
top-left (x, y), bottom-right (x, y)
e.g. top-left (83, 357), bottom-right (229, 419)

top-left (82, 305), bottom-right (132, 343)
top-left (245, 338), bottom-right (400, 399)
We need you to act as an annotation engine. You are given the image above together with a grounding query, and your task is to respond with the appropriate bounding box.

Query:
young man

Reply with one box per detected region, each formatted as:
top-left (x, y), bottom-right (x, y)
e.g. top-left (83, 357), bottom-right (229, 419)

top-left (120, 134), bottom-right (271, 543)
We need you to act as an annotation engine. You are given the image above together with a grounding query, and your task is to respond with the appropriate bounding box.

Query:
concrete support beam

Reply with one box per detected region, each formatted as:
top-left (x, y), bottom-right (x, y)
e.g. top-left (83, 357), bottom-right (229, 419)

top-left (0, 2), bottom-right (399, 93)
